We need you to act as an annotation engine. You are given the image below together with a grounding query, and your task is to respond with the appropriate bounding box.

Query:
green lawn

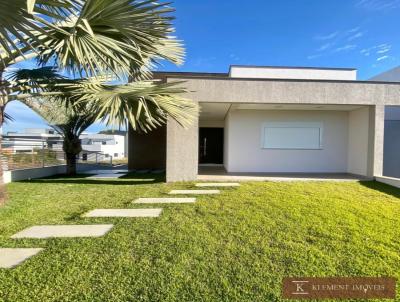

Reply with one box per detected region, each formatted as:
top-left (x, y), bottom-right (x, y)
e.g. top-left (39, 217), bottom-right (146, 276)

top-left (0, 175), bottom-right (399, 302)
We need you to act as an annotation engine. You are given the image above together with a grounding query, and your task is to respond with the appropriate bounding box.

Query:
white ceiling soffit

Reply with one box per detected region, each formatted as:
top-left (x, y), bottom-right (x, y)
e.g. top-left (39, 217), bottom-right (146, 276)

top-left (234, 104), bottom-right (365, 111)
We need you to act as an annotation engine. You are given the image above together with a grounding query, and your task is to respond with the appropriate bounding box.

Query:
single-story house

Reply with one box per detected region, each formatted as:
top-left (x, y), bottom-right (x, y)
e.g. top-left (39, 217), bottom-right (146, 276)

top-left (370, 66), bottom-right (400, 178)
top-left (128, 65), bottom-right (400, 182)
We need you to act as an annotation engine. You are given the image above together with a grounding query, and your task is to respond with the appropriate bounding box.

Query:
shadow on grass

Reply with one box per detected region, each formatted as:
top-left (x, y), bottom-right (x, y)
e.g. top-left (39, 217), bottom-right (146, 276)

top-left (360, 180), bottom-right (400, 199)
top-left (19, 173), bottom-right (165, 186)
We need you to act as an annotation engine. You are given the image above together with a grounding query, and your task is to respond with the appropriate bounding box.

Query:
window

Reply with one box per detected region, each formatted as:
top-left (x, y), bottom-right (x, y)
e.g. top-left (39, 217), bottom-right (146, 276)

top-left (262, 122), bottom-right (323, 150)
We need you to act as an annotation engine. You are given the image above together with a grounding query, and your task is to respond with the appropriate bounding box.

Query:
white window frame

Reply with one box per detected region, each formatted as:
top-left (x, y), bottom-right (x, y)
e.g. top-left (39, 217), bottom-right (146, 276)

top-left (261, 122), bottom-right (324, 150)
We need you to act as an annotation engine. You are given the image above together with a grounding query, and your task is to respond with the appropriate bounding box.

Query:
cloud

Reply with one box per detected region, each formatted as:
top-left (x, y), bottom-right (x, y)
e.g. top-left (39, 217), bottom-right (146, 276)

top-left (360, 43), bottom-right (391, 56)
top-left (334, 44), bottom-right (357, 52)
top-left (355, 0), bottom-right (400, 10)
top-left (377, 44), bottom-right (391, 53)
top-left (309, 26), bottom-right (366, 59)
top-left (317, 43), bottom-right (334, 52)
top-left (347, 32), bottom-right (364, 41)
top-left (347, 27), bottom-right (361, 34)
top-left (315, 31), bottom-right (339, 41)
top-left (377, 55), bottom-right (389, 61)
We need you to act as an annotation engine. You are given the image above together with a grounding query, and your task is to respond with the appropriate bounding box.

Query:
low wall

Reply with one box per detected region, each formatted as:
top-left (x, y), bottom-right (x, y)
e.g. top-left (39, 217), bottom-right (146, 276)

top-left (4, 165), bottom-right (67, 183)
top-left (375, 176), bottom-right (400, 189)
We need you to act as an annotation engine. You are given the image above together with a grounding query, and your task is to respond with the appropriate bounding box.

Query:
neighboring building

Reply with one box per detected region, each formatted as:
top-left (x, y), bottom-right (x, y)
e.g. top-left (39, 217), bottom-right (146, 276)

top-left (4, 128), bottom-right (127, 159)
top-left (128, 65), bottom-right (400, 182)
top-left (80, 133), bottom-right (126, 159)
top-left (4, 128), bottom-right (62, 153)
top-left (370, 66), bottom-right (400, 178)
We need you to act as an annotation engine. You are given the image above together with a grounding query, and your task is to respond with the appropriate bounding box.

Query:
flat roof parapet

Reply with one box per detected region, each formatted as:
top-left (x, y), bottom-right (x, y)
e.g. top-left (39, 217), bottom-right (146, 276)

top-left (229, 65), bottom-right (358, 81)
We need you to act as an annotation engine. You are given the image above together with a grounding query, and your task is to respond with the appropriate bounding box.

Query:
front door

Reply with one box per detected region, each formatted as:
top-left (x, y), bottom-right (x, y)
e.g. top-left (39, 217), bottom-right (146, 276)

top-left (199, 128), bottom-right (224, 164)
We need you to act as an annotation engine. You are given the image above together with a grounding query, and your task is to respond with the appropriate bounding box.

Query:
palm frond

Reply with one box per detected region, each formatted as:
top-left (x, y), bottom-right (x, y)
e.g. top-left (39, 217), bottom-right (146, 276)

top-left (62, 79), bottom-right (198, 132)
top-left (0, 0), bottom-right (77, 68)
top-left (37, 0), bottom-right (184, 78)
top-left (6, 66), bottom-right (63, 94)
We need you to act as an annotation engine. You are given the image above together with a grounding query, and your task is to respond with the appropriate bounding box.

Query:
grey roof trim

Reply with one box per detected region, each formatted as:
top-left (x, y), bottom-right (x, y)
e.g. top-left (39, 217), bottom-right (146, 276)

top-left (153, 71), bottom-right (229, 77)
top-left (162, 74), bottom-right (400, 85)
top-left (229, 65), bottom-right (357, 71)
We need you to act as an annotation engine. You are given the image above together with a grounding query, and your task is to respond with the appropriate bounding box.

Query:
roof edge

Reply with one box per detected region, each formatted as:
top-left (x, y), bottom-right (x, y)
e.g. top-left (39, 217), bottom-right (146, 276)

top-left (159, 74), bottom-right (400, 85)
top-left (230, 65), bottom-right (357, 71)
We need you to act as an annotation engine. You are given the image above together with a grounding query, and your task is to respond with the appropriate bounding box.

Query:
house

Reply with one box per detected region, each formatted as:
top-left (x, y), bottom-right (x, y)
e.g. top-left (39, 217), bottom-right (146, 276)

top-left (370, 66), bottom-right (400, 178)
top-left (128, 65), bottom-right (400, 182)
top-left (4, 128), bottom-right (127, 160)
top-left (4, 128), bottom-right (62, 153)
top-left (80, 133), bottom-right (126, 160)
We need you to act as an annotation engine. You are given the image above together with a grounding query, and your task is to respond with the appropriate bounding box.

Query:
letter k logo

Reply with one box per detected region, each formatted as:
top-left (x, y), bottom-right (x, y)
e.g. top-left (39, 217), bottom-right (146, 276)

top-left (296, 283), bottom-right (305, 292)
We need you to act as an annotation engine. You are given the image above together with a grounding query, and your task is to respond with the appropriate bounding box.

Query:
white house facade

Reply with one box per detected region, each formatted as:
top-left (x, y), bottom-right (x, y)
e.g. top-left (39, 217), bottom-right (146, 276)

top-left (370, 66), bottom-right (400, 178)
top-left (128, 65), bottom-right (400, 182)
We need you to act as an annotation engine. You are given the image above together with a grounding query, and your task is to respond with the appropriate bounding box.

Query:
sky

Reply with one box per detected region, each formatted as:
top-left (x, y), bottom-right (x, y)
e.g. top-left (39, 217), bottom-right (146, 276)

top-left (5, 0), bottom-right (400, 133)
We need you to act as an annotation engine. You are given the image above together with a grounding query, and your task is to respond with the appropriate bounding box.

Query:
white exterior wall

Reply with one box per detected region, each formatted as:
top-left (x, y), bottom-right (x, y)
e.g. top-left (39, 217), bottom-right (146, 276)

top-left (4, 165), bottom-right (67, 183)
top-left (224, 109), bottom-right (350, 173)
top-left (229, 66), bottom-right (357, 81)
top-left (81, 135), bottom-right (126, 159)
top-left (347, 107), bottom-right (370, 176)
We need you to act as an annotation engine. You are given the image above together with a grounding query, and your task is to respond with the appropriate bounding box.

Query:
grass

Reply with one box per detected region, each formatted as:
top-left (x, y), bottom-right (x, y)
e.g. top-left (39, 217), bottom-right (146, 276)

top-left (0, 175), bottom-right (399, 302)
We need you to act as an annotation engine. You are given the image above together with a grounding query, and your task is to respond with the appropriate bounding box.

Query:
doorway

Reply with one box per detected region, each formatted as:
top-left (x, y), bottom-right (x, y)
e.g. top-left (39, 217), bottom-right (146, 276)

top-left (199, 128), bottom-right (224, 164)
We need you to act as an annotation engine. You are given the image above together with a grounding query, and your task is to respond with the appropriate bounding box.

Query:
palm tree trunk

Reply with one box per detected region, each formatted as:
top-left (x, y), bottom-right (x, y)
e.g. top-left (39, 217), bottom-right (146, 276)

top-left (65, 152), bottom-right (77, 175)
top-left (63, 134), bottom-right (82, 176)
top-left (0, 71), bottom-right (7, 204)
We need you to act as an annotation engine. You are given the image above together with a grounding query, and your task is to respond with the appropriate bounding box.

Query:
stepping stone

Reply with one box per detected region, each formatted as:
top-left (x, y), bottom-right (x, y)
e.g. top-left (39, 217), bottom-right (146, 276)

top-left (0, 248), bottom-right (44, 268)
top-left (196, 183), bottom-right (240, 187)
top-left (11, 225), bottom-right (114, 239)
top-left (83, 209), bottom-right (162, 218)
top-left (169, 190), bottom-right (220, 195)
top-left (86, 174), bottom-right (125, 179)
top-left (134, 198), bottom-right (196, 204)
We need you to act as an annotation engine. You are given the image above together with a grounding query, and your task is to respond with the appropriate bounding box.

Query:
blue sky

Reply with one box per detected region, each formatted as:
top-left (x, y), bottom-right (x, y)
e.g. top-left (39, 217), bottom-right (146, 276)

top-left (5, 0), bottom-right (400, 133)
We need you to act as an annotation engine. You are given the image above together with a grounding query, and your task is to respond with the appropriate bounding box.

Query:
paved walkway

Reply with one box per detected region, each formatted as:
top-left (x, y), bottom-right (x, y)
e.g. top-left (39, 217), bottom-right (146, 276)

top-left (83, 209), bottom-right (162, 218)
top-left (11, 225), bottom-right (114, 239)
top-left (3, 180), bottom-right (239, 268)
top-left (169, 190), bottom-right (220, 195)
top-left (134, 198), bottom-right (196, 204)
top-left (0, 248), bottom-right (44, 269)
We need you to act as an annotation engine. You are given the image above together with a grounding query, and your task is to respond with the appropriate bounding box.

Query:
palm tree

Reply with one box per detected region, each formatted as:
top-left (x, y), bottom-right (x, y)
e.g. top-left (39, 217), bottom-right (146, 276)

top-left (0, 0), bottom-right (198, 199)
top-left (20, 75), bottom-right (196, 175)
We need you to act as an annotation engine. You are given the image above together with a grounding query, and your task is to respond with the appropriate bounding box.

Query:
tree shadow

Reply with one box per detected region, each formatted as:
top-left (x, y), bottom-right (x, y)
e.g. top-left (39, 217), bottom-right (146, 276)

top-left (359, 180), bottom-right (400, 199)
top-left (19, 173), bottom-right (165, 186)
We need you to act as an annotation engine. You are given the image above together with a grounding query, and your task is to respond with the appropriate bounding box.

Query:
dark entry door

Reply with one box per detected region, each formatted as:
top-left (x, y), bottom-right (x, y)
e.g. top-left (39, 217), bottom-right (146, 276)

top-left (199, 128), bottom-right (224, 164)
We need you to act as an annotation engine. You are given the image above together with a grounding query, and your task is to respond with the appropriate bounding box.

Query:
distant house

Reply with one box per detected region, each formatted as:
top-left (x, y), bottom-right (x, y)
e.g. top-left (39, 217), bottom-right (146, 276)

top-left (4, 128), bottom-right (61, 153)
top-left (4, 128), bottom-right (127, 160)
top-left (370, 67), bottom-right (400, 178)
top-left (80, 133), bottom-right (126, 159)
top-left (128, 65), bottom-right (400, 182)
